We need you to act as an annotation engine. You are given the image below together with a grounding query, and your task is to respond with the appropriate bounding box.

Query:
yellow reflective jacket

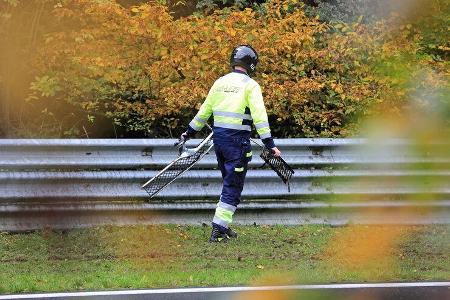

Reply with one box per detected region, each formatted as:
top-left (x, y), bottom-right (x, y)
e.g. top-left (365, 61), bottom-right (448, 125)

top-left (188, 71), bottom-right (274, 146)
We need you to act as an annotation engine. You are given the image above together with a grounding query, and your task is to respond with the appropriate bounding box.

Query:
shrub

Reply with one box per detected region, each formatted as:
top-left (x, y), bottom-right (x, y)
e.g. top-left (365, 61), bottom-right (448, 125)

top-left (25, 0), bottom-right (448, 137)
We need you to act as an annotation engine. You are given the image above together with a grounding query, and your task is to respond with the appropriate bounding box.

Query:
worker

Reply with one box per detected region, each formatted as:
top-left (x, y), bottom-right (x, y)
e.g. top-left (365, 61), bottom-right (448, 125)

top-left (181, 45), bottom-right (281, 242)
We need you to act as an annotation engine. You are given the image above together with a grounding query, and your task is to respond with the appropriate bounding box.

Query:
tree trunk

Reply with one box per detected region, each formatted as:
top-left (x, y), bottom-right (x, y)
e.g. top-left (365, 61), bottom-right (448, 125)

top-left (0, 82), bottom-right (11, 137)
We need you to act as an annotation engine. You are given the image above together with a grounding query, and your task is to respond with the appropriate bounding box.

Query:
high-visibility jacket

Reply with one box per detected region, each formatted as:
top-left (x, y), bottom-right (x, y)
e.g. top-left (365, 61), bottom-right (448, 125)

top-left (187, 70), bottom-right (275, 148)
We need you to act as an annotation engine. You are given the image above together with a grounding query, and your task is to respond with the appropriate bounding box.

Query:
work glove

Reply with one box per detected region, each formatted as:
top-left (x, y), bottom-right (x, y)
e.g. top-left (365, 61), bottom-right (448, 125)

top-left (180, 131), bottom-right (189, 143)
top-left (174, 131), bottom-right (189, 148)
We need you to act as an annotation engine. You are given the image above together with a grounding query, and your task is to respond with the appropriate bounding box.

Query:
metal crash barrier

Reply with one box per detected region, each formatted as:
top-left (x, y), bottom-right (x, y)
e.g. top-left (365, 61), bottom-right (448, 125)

top-left (1, 138), bottom-right (449, 230)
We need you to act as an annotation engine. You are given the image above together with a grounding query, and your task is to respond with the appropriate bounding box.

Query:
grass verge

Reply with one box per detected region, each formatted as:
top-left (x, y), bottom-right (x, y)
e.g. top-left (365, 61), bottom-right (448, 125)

top-left (0, 224), bottom-right (448, 294)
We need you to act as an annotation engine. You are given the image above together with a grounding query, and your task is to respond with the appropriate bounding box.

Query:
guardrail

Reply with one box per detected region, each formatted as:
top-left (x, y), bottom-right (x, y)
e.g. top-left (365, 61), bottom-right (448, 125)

top-left (1, 138), bottom-right (449, 230)
top-left (1, 138), bottom-right (449, 170)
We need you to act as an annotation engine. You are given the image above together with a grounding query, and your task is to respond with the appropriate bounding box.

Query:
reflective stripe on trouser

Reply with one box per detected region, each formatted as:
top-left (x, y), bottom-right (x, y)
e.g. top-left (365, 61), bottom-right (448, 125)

top-left (211, 138), bottom-right (251, 228)
top-left (212, 201), bottom-right (236, 228)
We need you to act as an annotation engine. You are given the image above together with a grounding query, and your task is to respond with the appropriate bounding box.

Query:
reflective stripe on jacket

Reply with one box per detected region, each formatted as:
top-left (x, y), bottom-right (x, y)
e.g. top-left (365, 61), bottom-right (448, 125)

top-left (188, 72), bottom-right (273, 141)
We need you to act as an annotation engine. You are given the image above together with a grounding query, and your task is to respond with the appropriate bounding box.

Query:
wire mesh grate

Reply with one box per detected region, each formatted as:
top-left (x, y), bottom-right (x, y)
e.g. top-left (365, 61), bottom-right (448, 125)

top-left (260, 147), bottom-right (295, 187)
top-left (142, 137), bottom-right (213, 199)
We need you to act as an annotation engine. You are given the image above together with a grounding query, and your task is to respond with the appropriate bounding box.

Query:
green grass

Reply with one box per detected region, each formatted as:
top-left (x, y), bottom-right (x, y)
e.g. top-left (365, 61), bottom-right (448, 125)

top-left (0, 224), bottom-right (448, 294)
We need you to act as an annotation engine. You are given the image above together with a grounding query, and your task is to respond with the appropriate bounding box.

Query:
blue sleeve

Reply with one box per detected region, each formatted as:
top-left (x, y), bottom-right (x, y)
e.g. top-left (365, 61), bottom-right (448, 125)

top-left (186, 125), bottom-right (198, 138)
top-left (262, 137), bottom-right (275, 149)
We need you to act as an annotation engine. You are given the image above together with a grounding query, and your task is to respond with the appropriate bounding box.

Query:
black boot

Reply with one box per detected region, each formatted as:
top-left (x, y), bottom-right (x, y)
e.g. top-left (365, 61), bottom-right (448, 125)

top-left (225, 227), bottom-right (237, 238)
top-left (209, 223), bottom-right (229, 243)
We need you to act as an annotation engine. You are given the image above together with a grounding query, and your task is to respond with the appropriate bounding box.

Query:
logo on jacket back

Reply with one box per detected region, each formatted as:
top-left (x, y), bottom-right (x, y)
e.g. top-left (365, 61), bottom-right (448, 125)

top-left (214, 85), bottom-right (240, 93)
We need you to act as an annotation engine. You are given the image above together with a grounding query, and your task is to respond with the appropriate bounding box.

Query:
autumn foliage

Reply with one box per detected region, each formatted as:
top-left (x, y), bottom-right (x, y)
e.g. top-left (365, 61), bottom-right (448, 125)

top-left (5, 0), bottom-right (450, 137)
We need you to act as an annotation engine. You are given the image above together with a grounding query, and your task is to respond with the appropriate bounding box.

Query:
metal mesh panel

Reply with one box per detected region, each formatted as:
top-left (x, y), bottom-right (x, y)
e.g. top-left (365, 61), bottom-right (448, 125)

top-left (260, 147), bottom-right (295, 186)
top-left (142, 137), bottom-right (213, 198)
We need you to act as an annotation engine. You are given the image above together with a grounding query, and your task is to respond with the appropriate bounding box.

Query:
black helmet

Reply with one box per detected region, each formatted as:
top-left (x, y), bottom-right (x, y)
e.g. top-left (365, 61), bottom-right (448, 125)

top-left (230, 45), bottom-right (258, 74)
